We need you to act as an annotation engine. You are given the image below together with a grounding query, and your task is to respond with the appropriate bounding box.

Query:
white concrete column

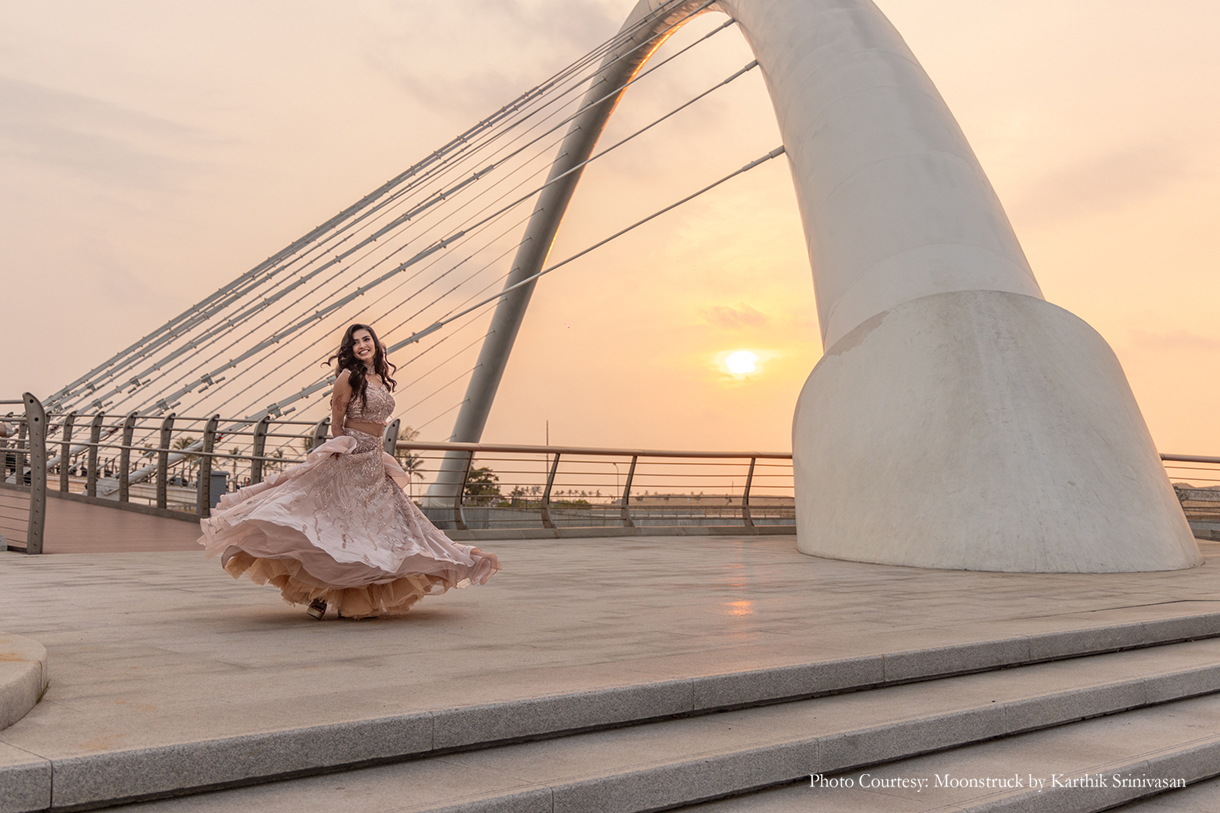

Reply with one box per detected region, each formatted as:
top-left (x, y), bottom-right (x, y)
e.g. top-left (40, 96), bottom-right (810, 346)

top-left (715, 0), bottom-right (1042, 348)
top-left (715, 0), bottom-right (1199, 571)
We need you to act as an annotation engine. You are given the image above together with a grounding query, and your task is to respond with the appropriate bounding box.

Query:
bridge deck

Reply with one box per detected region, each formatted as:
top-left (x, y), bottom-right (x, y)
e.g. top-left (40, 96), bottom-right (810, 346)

top-left (3, 492), bottom-right (201, 554)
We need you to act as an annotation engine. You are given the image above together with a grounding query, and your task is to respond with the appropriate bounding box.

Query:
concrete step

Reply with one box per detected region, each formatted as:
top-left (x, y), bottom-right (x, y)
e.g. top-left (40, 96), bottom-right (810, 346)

top-left (84, 636), bottom-right (1220, 813)
top-left (1111, 774), bottom-right (1220, 811)
top-left (6, 612), bottom-right (1220, 812)
top-left (681, 692), bottom-right (1220, 812)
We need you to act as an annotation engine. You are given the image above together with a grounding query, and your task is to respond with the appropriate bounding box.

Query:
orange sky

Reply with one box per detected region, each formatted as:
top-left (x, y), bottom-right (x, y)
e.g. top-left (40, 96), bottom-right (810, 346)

top-left (2, 1), bottom-right (1218, 454)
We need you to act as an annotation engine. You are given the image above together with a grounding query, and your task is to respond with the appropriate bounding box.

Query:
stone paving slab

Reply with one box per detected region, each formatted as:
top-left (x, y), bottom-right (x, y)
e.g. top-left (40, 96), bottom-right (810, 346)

top-left (2, 536), bottom-right (1220, 810)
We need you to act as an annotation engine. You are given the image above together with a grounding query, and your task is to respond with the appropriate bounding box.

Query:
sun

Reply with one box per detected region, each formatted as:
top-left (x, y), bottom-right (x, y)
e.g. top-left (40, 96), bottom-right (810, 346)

top-left (725, 350), bottom-right (759, 375)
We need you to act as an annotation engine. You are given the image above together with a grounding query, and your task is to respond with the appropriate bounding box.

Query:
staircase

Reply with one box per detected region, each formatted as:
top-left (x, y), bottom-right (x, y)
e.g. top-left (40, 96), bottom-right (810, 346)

top-left (12, 613), bottom-right (1220, 813)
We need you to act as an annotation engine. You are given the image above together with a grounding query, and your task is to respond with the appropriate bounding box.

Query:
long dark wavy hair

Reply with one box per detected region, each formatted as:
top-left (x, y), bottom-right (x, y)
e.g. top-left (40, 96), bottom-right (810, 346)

top-left (326, 323), bottom-right (397, 409)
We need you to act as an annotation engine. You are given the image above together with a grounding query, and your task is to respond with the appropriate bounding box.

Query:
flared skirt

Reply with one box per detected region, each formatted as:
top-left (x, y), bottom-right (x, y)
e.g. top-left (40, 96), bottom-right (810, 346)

top-left (199, 431), bottom-right (497, 617)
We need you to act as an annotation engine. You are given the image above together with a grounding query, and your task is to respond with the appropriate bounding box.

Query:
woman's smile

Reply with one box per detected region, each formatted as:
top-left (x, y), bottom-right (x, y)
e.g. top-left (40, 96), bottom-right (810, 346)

top-left (352, 329), bottom-right (376, 363)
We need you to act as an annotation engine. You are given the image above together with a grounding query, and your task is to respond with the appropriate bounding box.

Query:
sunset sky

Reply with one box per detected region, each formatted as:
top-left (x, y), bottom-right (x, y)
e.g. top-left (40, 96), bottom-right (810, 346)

top-left (2, 0), bottom-right (1218, 455)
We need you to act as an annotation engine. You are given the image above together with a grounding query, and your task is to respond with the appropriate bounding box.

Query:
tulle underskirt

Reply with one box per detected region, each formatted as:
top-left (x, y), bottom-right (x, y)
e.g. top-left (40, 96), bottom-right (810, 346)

top-left (222, 551), bottom-right (451, 618)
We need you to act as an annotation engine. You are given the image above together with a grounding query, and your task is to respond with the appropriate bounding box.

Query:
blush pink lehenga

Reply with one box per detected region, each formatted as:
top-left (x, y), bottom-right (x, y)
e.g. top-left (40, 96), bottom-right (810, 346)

top-left (199, 381), bottom-right (498, 618)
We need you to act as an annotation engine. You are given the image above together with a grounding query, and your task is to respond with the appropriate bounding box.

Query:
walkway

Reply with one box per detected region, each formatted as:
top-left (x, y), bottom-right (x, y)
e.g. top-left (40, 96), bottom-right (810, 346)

top-left (38, 495), bottom-right (199, 554)
top-left (3, 534), bottom-right (1220, 810)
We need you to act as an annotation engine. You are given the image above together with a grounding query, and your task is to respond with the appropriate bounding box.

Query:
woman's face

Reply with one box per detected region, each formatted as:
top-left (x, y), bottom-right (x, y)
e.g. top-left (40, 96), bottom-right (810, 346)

top-left (352, 329), bottom-right (376, 366)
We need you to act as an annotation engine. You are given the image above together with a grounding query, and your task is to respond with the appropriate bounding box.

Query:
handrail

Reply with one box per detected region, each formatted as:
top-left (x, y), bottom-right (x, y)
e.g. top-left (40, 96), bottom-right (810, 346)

top-left (1161, 454), bottom-right (1220, 465)
top-left (395, 440), bottom-right (792, 459)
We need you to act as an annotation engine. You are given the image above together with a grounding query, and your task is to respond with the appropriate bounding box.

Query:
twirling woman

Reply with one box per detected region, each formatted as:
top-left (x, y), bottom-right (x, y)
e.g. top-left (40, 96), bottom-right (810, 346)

top-left (199, 323), bottom-right (500, 619)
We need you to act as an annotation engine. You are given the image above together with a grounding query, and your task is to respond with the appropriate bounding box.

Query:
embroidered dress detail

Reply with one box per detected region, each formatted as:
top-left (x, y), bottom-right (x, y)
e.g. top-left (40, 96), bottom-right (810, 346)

top-left (199, 380), bottom-right (498, 618)
top-left (346, 380), bottom-right (395, 424)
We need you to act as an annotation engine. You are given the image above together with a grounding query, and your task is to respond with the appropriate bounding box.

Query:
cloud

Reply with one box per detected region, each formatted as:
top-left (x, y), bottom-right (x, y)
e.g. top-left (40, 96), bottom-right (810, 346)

top-left (355, 0), bottom-right (620, 116)
top-left (0, 74), bottom-right (211, 190)
top-left (491, 0), bottom-right (621, 48)
top-left (700, 303), bottom-right (769, 329)
top-left (1127, 328), bottom-right (1220, 353)
top-left (1009, 140), bottom-right (1201, 226)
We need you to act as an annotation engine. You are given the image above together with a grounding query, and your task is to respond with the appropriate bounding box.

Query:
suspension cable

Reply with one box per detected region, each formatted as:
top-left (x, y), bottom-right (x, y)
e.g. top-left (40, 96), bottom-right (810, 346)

top-left (235, 145), bottom-right (787, 429)
top-left (392, 147), bottom-right (787, 352)
top-left (182, 53), bottom-right (754, 414)
top-left (92, 46), bottom-right (749, 420)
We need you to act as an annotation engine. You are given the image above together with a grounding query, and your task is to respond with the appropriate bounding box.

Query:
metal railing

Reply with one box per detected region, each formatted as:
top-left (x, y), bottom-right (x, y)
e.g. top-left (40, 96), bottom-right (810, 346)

top-left (3, 394), bottom-right (797, 552)
top-left (1162, 454), bottom-right (1220, 533)
top-left (398, 441), bottom-right (795, 533)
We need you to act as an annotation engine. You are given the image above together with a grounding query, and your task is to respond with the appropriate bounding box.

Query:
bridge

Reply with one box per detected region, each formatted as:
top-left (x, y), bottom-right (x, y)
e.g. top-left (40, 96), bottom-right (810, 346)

top-left (4, 1), bottom-right (1220, 811)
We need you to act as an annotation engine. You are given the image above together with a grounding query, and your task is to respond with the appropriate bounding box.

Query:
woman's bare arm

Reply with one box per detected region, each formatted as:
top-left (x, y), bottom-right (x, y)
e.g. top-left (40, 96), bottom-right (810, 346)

top-left (330, 370), bottom-right (353, 438)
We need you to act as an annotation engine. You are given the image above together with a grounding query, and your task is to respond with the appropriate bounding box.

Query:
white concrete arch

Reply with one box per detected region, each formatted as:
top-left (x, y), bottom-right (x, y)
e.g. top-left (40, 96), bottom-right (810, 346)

top-left (432, 0), bottom-right (1200, 572)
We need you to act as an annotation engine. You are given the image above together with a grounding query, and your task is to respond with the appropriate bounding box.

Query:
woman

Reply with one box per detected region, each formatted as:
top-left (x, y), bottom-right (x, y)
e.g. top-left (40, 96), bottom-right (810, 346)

top-left (199, 323), bottom-right (500, 619)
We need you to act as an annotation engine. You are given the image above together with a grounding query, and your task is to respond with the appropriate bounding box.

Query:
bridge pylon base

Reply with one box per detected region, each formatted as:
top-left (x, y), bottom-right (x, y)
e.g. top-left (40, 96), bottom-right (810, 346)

top-left (793, 289), bottom-right (1201, 573)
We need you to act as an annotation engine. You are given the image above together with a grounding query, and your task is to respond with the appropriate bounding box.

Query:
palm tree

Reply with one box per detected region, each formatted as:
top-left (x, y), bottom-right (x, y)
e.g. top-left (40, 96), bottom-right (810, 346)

top-left (301, 433), bottom-right (322, 455)
top-left (394, 425), bottom-right (425, 499)
top-left (173, 436), bottom-right (200, 479)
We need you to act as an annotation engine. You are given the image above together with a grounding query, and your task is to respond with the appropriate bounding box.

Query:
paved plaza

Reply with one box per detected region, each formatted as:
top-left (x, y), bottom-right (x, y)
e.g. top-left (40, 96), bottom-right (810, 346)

top-left (4, 533), bottom-right (1220, 810)
top-left (4, 535), bottom-right (1220, 749)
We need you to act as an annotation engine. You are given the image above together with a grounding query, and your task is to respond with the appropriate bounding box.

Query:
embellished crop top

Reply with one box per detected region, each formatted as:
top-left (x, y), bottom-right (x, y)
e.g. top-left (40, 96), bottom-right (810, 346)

top-left (345, 380), bottom-right (395, 425)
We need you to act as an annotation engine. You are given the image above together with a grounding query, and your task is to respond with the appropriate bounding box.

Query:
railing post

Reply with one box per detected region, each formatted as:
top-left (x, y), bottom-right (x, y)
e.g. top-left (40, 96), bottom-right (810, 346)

top-left (118, 413), bottom-right (137, 504)
top-left (541, 452), bottom-right (561, 530)
top-left (86, 413), bottom-right (104, 498)
top-left (742, 457), bottom-right (756, 528)
top-left (59, 411), bottom-right (75, 493)
top-left (453, 450), bottom-right (473, 532)
top-left (383, 418), bottom-right (400, 456)
top-left (157, 413), bottom-right (175, 509)
top-left (22, 394), bottom-right (46, 555)
top-left (620, 455), bottom-right (638, 528)
top-left (311, 418), bottom-right (330, 451)
top-left (15, 416), bottom-right (28, 482)
top-left (197, 414), bottom-right (219, 518)
top-left (250, 415), bottom-right (270, 485)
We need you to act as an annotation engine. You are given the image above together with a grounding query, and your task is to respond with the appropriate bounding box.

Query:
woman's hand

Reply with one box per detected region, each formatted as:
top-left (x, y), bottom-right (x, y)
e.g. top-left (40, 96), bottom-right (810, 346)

top-left (468, 547), bottom-right (500, 570)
